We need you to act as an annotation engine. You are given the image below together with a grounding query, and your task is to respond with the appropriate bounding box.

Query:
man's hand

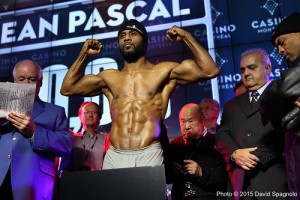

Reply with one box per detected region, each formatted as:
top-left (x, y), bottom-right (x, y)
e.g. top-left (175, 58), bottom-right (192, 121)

top-left (6, 111), bottom-right (35, 138)
top-left (166, 26), bottom-right (187, 42)
top-left (231, 147), bottom-right (260, 170)
top-left (183, 159), bottom-right (203, 177)
top-left (82, 39), bottom-right (103, 56)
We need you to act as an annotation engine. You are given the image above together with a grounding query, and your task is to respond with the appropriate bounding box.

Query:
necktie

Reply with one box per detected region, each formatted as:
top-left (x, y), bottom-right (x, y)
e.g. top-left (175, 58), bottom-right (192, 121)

top-left (251, 91), bottom-right (259, 110)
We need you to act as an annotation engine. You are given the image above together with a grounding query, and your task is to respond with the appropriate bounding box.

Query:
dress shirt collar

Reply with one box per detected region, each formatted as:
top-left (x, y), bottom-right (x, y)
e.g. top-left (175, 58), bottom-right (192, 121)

top-left (80, 126), bottom-right (102, 136)
top-left (249, 80), bottom-right (272, 101)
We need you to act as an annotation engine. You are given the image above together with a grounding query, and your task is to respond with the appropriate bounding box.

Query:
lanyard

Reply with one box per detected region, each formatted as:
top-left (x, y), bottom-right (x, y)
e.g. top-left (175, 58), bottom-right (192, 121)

top-left (81, 135), bottom-right (98, 160)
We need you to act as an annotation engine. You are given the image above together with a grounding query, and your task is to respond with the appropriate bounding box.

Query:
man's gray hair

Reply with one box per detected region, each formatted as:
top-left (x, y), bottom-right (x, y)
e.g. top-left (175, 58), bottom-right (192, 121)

top-left (199, 98), bottom-right (220, 112)
top-left (13, 59), bottom-right (43, 80)
top-left (241, 48), bottom-right (272, 67)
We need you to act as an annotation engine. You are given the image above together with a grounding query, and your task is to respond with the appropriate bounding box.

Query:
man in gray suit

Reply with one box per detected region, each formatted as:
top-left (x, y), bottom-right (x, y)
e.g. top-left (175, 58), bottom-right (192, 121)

top-left (215, 49), bottom-right (288, 200)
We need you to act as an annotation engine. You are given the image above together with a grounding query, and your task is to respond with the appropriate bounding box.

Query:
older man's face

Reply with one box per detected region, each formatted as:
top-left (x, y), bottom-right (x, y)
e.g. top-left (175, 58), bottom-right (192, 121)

top-left (240, 53), bottom-right (271, 91)
top-left (14, 62), bottom-right (42, 99)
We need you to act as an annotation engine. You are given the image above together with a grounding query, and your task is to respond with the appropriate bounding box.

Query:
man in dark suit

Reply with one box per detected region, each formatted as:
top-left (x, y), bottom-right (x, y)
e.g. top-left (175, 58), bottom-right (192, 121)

top-left (215, 49), bottom-right (288, 200)
top-left (0, 60), bottom-right (72, 200)
top-left (170, 103), bottom-right (227, 200)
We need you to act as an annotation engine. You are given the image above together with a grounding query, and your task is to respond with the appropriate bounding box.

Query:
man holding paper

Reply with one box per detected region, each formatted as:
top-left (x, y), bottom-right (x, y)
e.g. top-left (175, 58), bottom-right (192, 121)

top-left (0, 59), bottom-right (72, 200)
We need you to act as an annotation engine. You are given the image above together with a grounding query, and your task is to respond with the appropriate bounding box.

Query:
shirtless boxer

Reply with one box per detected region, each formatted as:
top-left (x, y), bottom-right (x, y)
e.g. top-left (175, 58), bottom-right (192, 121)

top-left (60, 19), bottom-right (219, 169)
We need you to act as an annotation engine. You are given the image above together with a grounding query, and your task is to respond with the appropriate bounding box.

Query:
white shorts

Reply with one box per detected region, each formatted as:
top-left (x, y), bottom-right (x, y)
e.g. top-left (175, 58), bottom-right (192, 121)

top-left (102, 143), bottom-right (164, 169)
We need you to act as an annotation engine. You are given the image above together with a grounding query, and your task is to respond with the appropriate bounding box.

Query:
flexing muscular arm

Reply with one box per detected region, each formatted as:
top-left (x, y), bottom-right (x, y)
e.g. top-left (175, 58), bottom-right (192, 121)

top-left (60, 39), bottom-right (105, 96)
top-left (166, 26), bottom-right (219, 84)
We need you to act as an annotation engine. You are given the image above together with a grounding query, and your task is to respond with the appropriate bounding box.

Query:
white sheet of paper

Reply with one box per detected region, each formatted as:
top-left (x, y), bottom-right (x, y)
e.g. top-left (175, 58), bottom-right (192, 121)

top-left (0, 82), bottom-right (36, 118)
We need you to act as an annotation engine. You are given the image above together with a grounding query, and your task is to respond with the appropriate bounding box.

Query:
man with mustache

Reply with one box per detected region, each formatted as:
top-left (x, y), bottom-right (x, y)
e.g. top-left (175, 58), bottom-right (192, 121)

top-left (61, 19), bottom-right (219, 169)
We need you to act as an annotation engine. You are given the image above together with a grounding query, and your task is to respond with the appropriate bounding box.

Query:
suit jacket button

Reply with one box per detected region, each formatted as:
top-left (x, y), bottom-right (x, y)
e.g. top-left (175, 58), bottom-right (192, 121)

top-left (7, 155), bottom-right (11, 159)
top-left (247, 133), bottom-right (252, 136)
top-left (265, 156), bottom-right (270, 160)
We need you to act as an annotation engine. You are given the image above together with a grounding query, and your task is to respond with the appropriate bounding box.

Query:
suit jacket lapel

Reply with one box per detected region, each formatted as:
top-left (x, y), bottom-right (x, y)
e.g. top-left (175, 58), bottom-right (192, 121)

top-left (32, 98), bottom-right (45, 120)
top-left (259, 84), bottom-right (273, 125)
top-left (259, 83), bottom-right (272, 102)
top-left (237, 92), bottom-right (253, 117)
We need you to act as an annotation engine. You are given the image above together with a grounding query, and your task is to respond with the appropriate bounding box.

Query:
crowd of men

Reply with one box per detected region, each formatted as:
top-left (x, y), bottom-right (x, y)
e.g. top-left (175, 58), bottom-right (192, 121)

top-left (1, 12), bottom-right (300, 200)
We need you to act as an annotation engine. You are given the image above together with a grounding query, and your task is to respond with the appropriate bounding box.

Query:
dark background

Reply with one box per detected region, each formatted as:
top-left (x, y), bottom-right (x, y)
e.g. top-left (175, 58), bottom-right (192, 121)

top-left (0, 0), bottom-right (299, 139)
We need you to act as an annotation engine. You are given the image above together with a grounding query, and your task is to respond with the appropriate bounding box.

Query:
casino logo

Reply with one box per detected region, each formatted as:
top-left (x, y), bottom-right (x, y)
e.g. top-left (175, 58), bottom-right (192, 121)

top-left (261, 0), bottom-right (279, 16)
top-left (270, 48), bottom-right (285, 66)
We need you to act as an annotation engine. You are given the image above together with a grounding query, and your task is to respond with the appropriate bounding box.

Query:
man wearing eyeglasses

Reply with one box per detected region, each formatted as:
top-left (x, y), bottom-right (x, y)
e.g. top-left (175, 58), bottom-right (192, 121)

top-left (59, 101), bottom-right (110, 173)
top-left (199, 98), bottom-right (220, 134)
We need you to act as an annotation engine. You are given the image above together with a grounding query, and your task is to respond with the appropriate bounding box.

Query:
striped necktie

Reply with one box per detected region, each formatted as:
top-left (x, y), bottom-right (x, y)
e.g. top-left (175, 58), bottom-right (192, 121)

top-left (251, 91), bottom-right (259, 110)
